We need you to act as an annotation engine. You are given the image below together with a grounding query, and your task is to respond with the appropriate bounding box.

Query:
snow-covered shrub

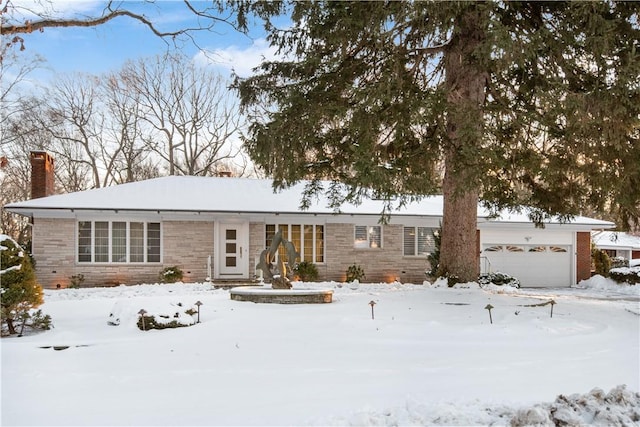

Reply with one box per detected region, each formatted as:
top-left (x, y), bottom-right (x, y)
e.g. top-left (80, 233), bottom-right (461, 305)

top-left (159, 266), bottom-right (183, 283)
top-left (294, 261), bottom-right (319, 282)
top-left (478, 272), bottom-right (521, 288)
top-left (346, 264), bottom-right (365, 282)
top-left (137, 302), bottom-right (197, 331)
top-left (610, 256), bottom-right (628, 268)
top-left (609, 266), bottom-right (640, 285)
top-left (1, 235), bottom-right (51, 336)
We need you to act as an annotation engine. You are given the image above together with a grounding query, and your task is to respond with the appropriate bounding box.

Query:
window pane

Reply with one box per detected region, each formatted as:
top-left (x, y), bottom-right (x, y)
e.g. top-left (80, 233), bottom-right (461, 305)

top-left (417, 227), bottom-right (435, 255)
top-left (278, 224), bottom-right (289, 261)
top-left (354, 226), bottom-right (368, 248)
top-left (130, 222), bottom-right (144, 262)
top-left (278, 225), bottom-right (288, 240)
top-left (226, 229), bottom-right (236, 240)
top-left (355, 225), bottom-right (381, 249)
top-left (147, 222), bottom-right (161, 262)
top-left (404, 227), bottom-right (416, 256)
top-left (78, 221), bottom-right (92, 262)
top-left (303, 225), bottom-right (314, 262)
top-left (266, 224), bottom-right (276, 250)
top-left (226, 243), bottom-right (236, 254)
top-left (94, 222), bottom-right (109, 262)
top-left (226, 256), bottom-right (237, 267)
top-left (315, 225), bottom-right (324, 263)
top-left (369, 226), bottom-right (381, 248)
top-left (290, 225), bottom-right (301, 263)
top-left (112, 222), bottom-right (127, 262)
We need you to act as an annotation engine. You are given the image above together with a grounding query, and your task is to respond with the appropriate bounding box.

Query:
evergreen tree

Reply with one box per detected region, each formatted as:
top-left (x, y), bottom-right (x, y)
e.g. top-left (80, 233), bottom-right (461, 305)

top-left (236, 1), bottom-right (639, 283)
top-left (1, 235), bottom-right (44, 335)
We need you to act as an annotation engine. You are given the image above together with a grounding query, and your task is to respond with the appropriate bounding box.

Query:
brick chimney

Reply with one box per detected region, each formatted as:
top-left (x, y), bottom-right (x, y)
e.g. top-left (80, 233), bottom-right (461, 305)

top-left (30, 151), bottom-right (55, 199)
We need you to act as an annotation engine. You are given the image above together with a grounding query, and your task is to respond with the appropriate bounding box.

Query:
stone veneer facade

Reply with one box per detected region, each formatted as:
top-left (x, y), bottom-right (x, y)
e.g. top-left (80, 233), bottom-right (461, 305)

top-left (322, 223), bottom-right (430, 283)
top-left (248, 222), bottom-right (430, 284)
top-left (31, 218), bottom-right (433, 288)
top-left (32, 216), bottom-right (591, 288)
top-left (33, 219), bottom-right (215, 288)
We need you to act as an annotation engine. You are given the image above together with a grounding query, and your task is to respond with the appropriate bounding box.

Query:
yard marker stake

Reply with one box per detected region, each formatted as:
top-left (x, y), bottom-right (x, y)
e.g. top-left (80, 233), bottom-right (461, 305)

top-left (138, 309), bottom-right (147, 331)
top-left (485, 304), bottom-right (494, 324)
top-left (549, 300), bottom-right (556, 318)
top-left (195, 301), bottom-right (203, 323)
top-left (369, 300), bottom-right (376, 320)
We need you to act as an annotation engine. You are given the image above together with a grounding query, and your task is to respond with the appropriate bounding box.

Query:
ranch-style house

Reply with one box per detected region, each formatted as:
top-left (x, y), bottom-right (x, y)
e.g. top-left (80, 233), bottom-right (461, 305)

top-left (4, 152), bottom-right (615, 289)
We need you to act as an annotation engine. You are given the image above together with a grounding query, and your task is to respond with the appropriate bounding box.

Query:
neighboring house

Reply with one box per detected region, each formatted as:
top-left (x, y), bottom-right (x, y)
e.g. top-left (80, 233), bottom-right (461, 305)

top-left (592, 230), bottom-right (640, 261)
top-left (4, 152), bottom-right (615, 289)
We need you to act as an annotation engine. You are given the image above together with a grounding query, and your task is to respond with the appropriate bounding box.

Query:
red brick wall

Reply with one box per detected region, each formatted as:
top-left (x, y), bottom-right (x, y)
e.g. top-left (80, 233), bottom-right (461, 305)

top-left (576, 232), bottom-right (592, 283)
top-left (30, 151), bottom-right (55, 199)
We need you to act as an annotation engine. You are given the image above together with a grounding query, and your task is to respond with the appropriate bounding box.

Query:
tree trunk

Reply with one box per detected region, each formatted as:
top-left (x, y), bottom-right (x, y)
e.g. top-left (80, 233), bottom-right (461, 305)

top-left (439, 153), bottom-right (480, 283)
top-left (437, 5), bottom-right (487, 284)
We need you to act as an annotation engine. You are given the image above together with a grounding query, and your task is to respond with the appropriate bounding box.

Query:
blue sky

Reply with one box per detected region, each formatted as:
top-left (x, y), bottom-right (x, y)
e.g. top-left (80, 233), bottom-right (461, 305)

top-left (10, 1), bottom-right (279, 86)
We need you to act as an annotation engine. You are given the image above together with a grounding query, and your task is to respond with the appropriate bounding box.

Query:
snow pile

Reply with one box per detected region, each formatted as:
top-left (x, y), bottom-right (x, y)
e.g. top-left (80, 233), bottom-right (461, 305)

top-left (576, 274), bottom-right (640, 295)
top-left (511, 385), bottom-right (640, 426)
top-left (318, 385), bottom-right (639, 426)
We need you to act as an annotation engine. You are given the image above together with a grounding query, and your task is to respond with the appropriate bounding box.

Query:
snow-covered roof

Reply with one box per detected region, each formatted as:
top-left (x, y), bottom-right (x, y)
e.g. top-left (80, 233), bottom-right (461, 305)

top-left (5, 176), bottom-right (448, 216)
top-left (592, 231), bottom-right (640, 250)
top-left (4, 175), bottom-right (615, 228)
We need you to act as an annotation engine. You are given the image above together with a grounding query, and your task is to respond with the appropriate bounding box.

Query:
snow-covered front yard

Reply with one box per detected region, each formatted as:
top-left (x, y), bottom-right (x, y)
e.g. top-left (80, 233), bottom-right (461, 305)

top-left (2, 277), bottom-right (639, 426)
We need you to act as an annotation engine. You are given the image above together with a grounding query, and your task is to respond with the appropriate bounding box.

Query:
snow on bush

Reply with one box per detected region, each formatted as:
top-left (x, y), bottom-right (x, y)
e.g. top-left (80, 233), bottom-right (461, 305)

top-left (108, 298), bottom-right (197, 330)
top-left (609, 266), bottom-right (640, 285)
top-left (478, 271), bottom-right (521, 289)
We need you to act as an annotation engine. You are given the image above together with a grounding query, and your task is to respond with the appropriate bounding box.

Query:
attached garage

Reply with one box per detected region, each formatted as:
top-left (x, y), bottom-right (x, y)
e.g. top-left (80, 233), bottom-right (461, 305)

top-left (481, 243), bottom-right (572, 287)
top-left (477, 220), bottom-right (605, 288)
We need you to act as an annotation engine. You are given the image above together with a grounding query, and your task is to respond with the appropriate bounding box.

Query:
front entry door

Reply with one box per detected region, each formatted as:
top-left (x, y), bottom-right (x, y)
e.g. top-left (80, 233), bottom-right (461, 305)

top-left (217, 222), bottom-right (249, 279)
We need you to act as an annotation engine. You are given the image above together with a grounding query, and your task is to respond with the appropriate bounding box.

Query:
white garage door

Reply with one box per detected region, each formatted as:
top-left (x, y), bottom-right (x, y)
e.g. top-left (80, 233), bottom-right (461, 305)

top-left (482, 244), bottom-right (572, 288)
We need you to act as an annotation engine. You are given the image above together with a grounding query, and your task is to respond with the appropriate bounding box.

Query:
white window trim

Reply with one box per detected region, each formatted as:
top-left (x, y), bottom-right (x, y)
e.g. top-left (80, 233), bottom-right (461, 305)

top-left (354, 225), bottom-right (382, 249)
top-left (266, 223), bottom-right (325, 264)
top-left (77, 220), bottom-right (162, 264)
top-left (403, 226), bottom-right (437, 257)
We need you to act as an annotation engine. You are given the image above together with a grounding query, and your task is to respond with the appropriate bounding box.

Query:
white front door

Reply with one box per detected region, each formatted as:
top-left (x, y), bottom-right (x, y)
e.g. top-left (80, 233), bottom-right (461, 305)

top-left (217, 222), bottom-right (249, 279)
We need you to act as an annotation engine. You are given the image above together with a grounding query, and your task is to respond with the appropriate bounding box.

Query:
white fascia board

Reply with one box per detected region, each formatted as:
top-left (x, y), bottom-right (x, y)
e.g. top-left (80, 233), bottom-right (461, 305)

top-left (478, 218), bottom-right (615, 232)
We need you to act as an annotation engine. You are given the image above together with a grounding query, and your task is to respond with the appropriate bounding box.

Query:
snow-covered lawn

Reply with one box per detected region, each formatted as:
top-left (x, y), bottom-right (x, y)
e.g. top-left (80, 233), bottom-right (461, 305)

top-left (2, 277), bottom-right (639, 426)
